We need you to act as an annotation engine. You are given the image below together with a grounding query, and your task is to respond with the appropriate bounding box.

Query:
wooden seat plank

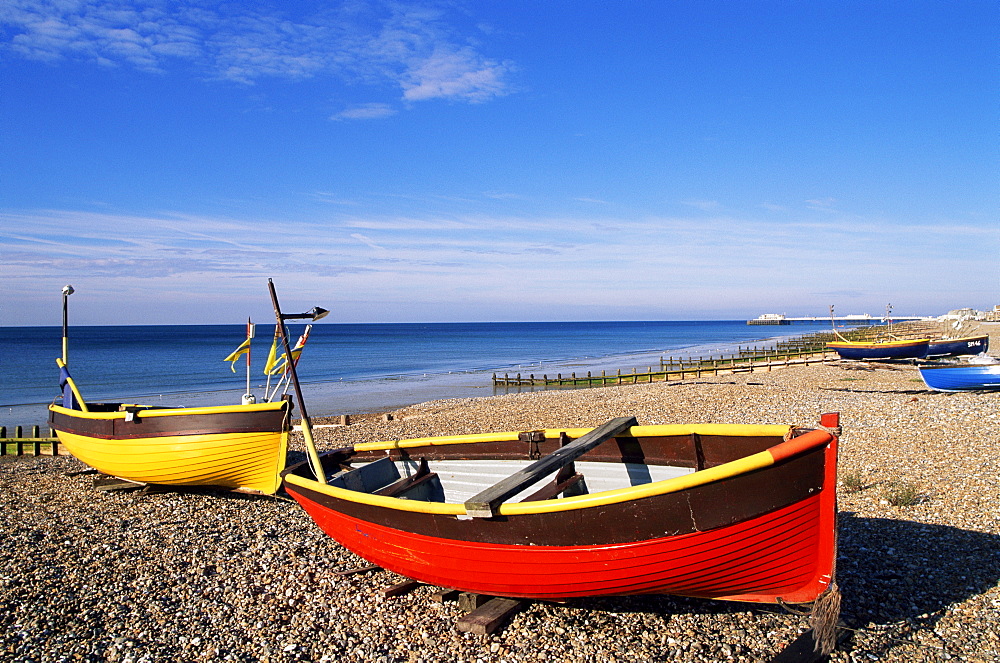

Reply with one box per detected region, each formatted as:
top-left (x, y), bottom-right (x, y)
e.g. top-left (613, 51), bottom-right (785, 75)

top-left (522, 472), bottom-right (585, 502)
top-left (464, 416), bottom-right (637, 517)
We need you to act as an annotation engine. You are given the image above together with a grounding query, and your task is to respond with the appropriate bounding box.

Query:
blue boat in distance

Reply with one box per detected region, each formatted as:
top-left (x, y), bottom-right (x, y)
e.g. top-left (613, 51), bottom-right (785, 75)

top-left (918, 362), bottom-right (1000, 392)
top-left (926, 334), bottom-right (989, 358)
top-left (826, 338), bottom-right (929, 361)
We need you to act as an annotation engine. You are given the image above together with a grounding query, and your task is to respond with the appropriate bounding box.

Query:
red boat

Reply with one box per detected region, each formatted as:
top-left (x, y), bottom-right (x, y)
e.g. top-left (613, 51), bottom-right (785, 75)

top-left (282, 414), bottom-right (839, 605)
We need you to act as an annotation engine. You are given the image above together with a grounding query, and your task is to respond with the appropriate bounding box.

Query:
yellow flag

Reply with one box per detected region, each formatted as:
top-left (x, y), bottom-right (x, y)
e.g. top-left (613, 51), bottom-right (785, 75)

top-left (268, 325), bottom-right (311, 374)
top-left (224, 338), bottom-right (251, 372)
top-left (263, 327), bottom-right (280, 375)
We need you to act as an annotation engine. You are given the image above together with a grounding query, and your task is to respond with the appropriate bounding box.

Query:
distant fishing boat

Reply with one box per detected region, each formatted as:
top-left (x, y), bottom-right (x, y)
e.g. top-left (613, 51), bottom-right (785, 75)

top-left (826, 338), bottom-right (930, 361)
top-left (925, 334), bottom-right (989, 358)
top-left (918, 361), bottom-right (1000, 392)
top-left (282, 414), bottom-right (839, 604)
top-left (825, 303), bottom-right (929, 361)
top-left (47, 281), bottom-right (327, 494)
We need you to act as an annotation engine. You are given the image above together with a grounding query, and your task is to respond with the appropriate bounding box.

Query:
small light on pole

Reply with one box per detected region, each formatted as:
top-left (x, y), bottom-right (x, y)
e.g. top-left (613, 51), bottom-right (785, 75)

top-left (62, 285), bottom-right (75, 364)
top-left (280, 306), bottom-right (329, 322)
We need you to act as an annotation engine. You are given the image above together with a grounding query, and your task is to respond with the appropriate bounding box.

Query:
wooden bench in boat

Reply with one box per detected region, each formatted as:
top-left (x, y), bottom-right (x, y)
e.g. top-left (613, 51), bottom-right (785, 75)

top-left (464, 416), bottom-right (637, 518)
top-left (330, 456), bottom-right (446, 502)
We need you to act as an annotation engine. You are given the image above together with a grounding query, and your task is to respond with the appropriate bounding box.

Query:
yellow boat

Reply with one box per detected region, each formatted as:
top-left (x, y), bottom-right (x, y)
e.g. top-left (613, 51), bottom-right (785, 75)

top-left (45, 280), bottom-right (332, 494)
top-left (48, 399), bottom-right (291, 494)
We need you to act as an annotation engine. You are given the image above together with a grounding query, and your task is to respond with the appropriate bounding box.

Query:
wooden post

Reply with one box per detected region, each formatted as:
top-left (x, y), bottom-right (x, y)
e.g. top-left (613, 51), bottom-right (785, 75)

top-left (32, 426), bottom-right (41, 456)
top-left (456, 598), bottom-right (523, 635)
top-left (382, 579), bottom-right (423, 598)
top-left (15, 426), bottom-right (23, 456)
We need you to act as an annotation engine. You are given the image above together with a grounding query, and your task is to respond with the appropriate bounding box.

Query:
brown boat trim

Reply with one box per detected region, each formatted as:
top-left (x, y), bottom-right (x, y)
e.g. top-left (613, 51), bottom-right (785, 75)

top-left (283, 444), bottom-right (829, 547)
top-left (49, 404), bottom-right (290, 440)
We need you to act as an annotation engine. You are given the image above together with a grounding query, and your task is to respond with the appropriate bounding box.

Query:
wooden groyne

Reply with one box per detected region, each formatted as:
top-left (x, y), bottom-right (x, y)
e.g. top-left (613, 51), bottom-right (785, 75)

top-left (0, 426), bottom-right (59, 457)
top-left (493, 352), bottom-right (834, 388)
top-left (492, 323), bottom-right (919, 389)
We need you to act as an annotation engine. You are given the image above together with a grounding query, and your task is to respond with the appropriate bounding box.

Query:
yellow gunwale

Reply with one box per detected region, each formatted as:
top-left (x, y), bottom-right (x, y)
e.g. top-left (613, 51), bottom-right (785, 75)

top-left (48, 400), bottom-right (288, 421)
top-left (351, 423), bottom-right (789, 453)
top-left (284, 423), bottom-right (803, 516)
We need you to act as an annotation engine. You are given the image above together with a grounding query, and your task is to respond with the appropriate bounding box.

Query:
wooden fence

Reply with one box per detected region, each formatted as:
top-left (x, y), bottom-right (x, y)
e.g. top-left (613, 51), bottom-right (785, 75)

top-left (0, 426), bottom-right (59, 457)
top-left (492, 323), bottom-right (913, 389)
top-left (493, 350), bottom-right (835, 388)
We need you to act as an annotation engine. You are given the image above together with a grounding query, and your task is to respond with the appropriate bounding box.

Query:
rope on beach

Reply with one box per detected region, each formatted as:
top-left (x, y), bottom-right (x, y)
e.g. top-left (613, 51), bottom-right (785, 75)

top-left (809, 582), bottom-right (842, 655)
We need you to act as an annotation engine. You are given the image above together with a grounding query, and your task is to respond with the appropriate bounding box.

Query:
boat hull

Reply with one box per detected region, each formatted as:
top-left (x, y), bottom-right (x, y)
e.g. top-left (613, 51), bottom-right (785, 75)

top-left (283, 424), bottom-right (838, 603)
top-left (49, 401), bottom-right (290, 494)
top-left (918, 364), bottom-right (1000, 392)
top-left (826, 338), bottom-right (929, 360)
top-left (926, 335), bottom-right (989, 358)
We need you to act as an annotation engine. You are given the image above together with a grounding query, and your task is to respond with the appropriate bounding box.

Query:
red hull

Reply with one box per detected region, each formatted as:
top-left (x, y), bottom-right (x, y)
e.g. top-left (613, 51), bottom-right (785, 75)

top-left (283, 422), bottom-right (838, 604)
top-left (289, 489), bottom-right (832, 602)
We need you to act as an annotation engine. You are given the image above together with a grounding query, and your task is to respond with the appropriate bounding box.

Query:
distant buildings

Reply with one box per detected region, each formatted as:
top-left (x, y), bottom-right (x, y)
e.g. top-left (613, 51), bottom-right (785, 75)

top-left (942, 307), bottom-right (1000, 322)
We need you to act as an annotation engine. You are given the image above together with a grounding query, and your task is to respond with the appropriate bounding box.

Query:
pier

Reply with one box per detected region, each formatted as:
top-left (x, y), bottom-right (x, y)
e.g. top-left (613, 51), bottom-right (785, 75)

top-left (747, 313), bottom-right (932, 325)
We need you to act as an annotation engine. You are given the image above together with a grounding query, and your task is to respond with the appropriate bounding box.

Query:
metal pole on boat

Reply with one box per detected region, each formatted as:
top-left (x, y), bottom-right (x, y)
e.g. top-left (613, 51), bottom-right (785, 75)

top-left (61, 285), bottom-right (74, 364)
top-left (267, 279), bottom-right (329, 484)
top-left (243, 318), bottom-right (255, 405)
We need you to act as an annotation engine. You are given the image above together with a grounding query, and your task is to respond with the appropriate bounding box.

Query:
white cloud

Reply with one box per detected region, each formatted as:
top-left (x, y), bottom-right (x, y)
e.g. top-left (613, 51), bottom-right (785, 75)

top-left (350, 232), bottom-right (385, 250)
top-left (332, 102), bottom-right (397, 121)
top-left (3, 208), bottom-right (996, 324)
top-left (681, 199), bottom-right (721, 212)
top-left (805, 197), bottom-right (837, 210)
top-left (400, 45), bottom-right (510, 102)
top-left (0, 1), bottom-right (514, 103)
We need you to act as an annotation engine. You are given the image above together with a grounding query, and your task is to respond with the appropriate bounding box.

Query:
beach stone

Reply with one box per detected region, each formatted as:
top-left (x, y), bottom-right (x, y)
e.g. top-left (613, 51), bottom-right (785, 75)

top-left (2, 325), bottom-right (999, 661)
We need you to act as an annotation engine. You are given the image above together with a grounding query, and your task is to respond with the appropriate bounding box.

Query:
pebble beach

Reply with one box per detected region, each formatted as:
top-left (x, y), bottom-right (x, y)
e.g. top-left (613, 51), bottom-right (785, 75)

top-left (3, 325), bottom-right (999, 662)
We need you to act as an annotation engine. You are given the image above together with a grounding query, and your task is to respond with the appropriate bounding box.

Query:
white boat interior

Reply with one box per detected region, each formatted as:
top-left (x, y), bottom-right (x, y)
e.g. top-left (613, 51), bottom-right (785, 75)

top-left (340, 458), bottom-right (694, 505)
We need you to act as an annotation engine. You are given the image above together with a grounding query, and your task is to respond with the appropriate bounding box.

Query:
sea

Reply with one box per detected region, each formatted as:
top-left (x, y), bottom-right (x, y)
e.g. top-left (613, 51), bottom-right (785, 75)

top-left (0, 320), bottom-right (836, 429)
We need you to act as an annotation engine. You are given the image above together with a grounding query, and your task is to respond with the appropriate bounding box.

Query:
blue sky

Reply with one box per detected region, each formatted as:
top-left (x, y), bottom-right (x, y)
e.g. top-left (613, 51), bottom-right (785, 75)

top-left (1, 1), bottom-right (997, 325)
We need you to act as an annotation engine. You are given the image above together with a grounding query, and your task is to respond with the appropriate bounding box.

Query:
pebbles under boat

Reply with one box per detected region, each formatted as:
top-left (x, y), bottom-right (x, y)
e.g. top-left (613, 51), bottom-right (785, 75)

top-left (282, 414), bottom-right (839, 604)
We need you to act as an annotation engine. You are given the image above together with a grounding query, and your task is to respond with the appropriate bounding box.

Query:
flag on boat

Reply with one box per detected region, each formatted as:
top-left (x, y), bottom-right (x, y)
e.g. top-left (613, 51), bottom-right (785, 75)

top-left (263, 326), bottom-right (280, 375)
top-left (224, 338), bottom-right (251, 372)
top-left (224, 319), bottom-right (255, 372)
top-left (268, 325), bottom-right (312, 375)
top-left (59, 361), bottom-right (80, 409)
